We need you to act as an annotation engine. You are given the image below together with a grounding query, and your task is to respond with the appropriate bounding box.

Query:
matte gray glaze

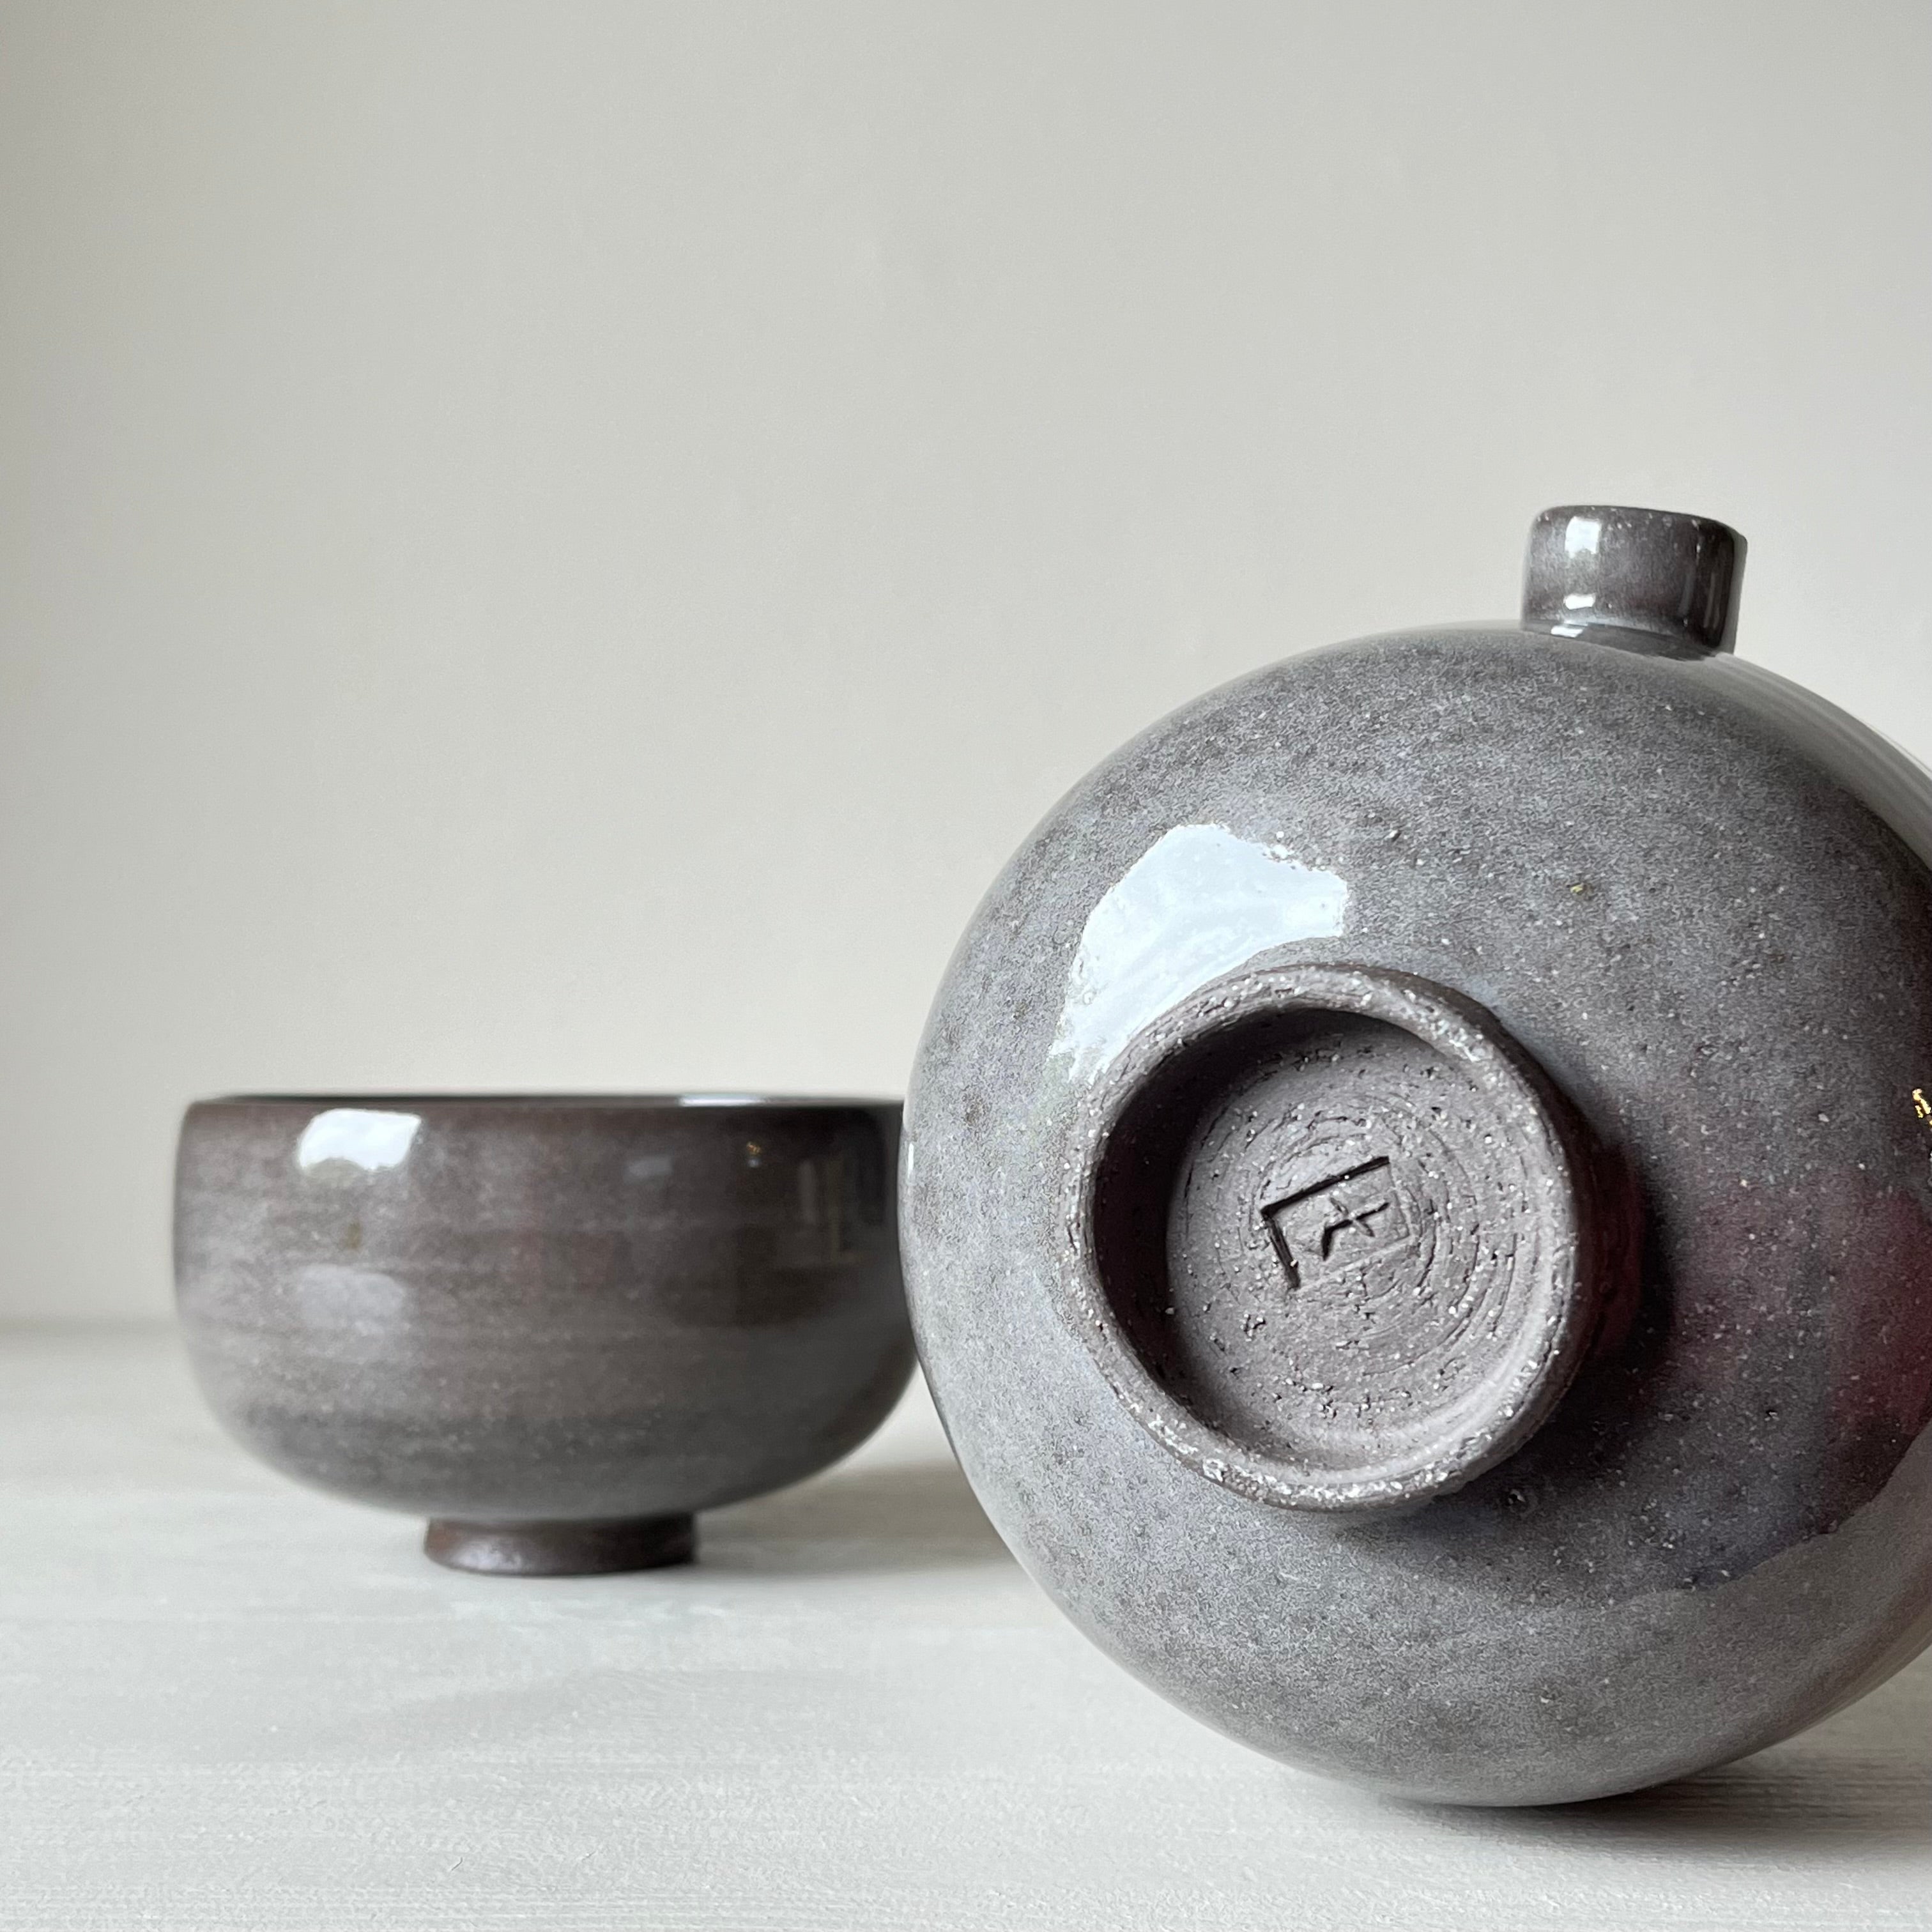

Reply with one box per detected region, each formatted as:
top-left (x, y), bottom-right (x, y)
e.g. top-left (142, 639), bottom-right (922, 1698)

top-left (177, 1096), bottom-right (912, 1573)
top-left (903, 506), bottom-right (1932, 1804)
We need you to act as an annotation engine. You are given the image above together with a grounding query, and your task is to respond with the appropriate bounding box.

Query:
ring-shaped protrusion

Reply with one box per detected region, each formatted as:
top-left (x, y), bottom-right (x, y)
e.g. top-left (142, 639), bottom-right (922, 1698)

top-left (1057, 962), bottom-right (1619, 1512)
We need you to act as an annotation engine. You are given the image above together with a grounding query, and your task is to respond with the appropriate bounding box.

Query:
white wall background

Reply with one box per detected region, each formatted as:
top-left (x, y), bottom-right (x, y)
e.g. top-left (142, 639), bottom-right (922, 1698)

top-left (1, 1), bottom-right (1928, 1320)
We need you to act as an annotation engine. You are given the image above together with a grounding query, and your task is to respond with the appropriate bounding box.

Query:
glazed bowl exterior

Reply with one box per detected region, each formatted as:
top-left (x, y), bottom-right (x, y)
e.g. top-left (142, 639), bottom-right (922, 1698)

top-left (903, 510), bottom-right (1932, 1804)
top-left (176, 1095), bottom-right (912, 1570)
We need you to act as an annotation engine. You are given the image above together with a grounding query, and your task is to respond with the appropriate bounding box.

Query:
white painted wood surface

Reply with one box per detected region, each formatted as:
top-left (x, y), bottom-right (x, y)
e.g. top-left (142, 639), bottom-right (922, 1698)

top-left (1, 1328), bottom-right (1926, 1930)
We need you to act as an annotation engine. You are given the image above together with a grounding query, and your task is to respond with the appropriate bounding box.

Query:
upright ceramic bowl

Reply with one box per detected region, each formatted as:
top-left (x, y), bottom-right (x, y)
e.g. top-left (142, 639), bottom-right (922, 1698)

top-left (176, 1094), bottom-right (912, 1574)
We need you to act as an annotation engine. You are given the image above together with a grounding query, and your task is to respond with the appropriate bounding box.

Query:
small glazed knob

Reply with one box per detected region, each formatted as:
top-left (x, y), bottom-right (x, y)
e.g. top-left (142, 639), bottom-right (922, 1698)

top-left (1524, 505), bottom-right (1745, 654)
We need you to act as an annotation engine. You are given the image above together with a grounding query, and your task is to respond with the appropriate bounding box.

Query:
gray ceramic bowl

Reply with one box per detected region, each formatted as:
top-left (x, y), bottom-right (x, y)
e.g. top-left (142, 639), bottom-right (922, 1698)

top-left (176, 1094), bottom-right (912, 1574)
top-left (904, 507), bottom-right (1932, 1803)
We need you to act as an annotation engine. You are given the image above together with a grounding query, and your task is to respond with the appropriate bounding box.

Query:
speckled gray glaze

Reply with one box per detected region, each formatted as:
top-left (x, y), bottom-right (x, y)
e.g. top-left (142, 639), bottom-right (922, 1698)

top-left (177, 1096), bottom-right (912, 1573)
top-left (903, 507), bottom-right (1932, 1804)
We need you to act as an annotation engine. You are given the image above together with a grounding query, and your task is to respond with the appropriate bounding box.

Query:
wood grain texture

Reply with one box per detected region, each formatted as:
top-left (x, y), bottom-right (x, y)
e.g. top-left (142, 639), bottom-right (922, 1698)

top-left (0, 1329), bottom-right (1925, 1929)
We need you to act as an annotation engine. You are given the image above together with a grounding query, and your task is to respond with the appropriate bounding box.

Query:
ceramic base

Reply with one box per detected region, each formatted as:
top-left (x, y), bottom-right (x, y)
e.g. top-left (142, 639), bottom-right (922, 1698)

top-left (423, 1512), bottom-right (696, 1575)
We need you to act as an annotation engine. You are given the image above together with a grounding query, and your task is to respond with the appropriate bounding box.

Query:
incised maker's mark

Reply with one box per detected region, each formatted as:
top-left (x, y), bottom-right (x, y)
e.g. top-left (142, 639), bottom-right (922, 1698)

top-left (1262, 1157), bottom-right (1413, 1289)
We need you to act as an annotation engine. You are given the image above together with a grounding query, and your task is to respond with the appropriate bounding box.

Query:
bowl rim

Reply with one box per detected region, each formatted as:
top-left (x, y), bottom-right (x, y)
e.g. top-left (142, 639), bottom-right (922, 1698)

top-left (187, 1091), bottom-right (901, 1113)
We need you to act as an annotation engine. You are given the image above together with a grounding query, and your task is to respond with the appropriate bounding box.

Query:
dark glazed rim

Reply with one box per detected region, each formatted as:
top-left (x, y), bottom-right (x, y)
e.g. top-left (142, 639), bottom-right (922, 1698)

top-left (1522, 504), bottom-right (1745, 654)
top-left (190, 1092), bottom-right (900, 1114)
top-left (1056, 962), bottom-right (1606, 1514)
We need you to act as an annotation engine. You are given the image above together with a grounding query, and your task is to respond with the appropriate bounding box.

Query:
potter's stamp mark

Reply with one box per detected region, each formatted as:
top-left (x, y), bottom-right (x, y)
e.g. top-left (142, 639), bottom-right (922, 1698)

top-left (1262, 1157), bottom-right (1412, 1288)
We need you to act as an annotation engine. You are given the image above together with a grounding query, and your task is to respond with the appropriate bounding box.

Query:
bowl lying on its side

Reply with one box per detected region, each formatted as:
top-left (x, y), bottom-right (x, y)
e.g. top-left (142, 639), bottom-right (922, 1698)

top-left (175, 1094), bottom-right (912, 1574)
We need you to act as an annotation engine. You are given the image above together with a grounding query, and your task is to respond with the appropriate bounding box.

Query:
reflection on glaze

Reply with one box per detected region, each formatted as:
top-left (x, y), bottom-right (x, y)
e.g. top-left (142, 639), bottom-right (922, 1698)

top-left (679, 1092), bottom-right (765, 1107)
top-left (296, 1108), bottom-right (421, 1172)
top-left (293, 1263), bottom-right (411, 1330)
top-left (1050, 824), bottom-right (1348, 1082)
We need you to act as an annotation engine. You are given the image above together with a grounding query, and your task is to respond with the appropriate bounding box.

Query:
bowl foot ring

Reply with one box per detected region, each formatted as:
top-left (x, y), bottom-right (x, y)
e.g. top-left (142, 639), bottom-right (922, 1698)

top-left (424, 1512), bottom-right (697, 1575)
